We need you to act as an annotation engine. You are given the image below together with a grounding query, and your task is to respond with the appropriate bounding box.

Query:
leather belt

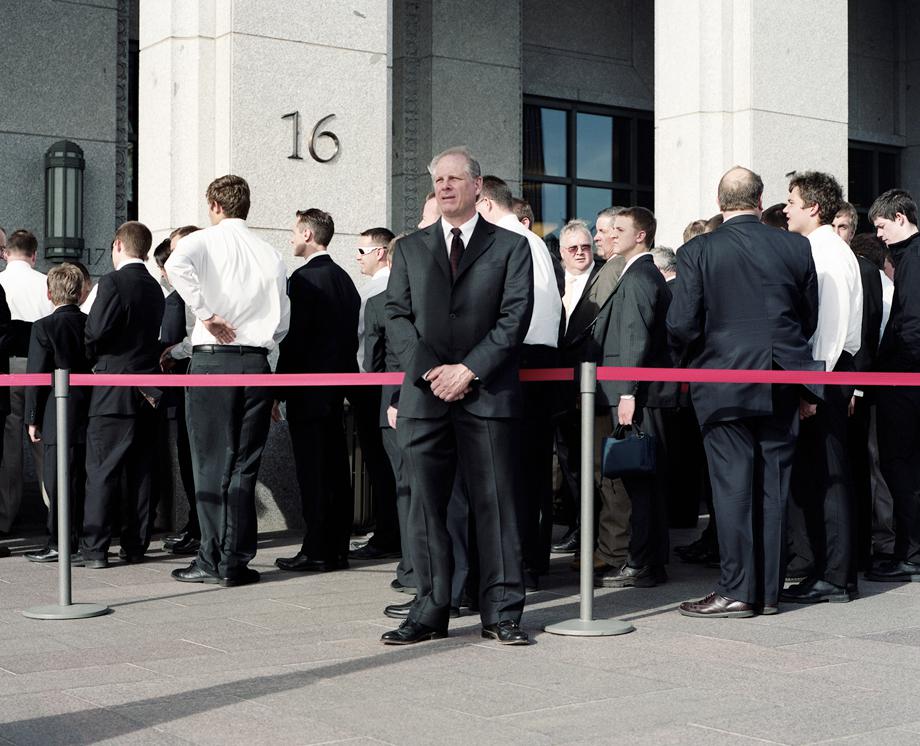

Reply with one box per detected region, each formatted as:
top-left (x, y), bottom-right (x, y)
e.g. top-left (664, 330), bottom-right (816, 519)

top-left (192, 344), bottom-right (268, 355)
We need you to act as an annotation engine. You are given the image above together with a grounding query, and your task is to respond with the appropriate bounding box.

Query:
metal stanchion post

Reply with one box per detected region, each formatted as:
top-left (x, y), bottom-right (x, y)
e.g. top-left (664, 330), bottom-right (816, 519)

top-left (545, 362), bottom-right (634, 637)
top-left (24, 369), bottom-right (109, 620)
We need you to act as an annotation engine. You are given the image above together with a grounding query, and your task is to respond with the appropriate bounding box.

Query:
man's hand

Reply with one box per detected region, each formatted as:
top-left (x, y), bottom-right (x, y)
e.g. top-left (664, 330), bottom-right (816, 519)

top-left (387, 405), bottom-right (398, 429)
top-left (428, 364), bottom-right (475, 402)
top-left (271, 400), bottom-right (283, 423)
top-left (203, 314), bottom-right (236, 344)
top-left (28, 425), bottom-right (41, 443)
top-left (799, 398), bottom-right (817, 421)
top-left (160, 345), bottom-right (177, 372)
top-left (617, 397), bottom-right (636, 426)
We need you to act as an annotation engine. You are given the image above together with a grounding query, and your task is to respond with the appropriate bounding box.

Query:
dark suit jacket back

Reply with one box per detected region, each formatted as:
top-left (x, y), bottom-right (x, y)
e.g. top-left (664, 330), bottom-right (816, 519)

top-left (854, 254), bottom-right (883, 373)
top-left (667, 215), bottom-right (821, 426)
top-left (877, 231), bottom-right (920, 372)
top-left (85, 264), bottom-right (166, 417)
top-left (385, 217), bottom-right (534, 419)
top-left (276, 253), bottom-right (360, 419)
top-left (0, 286), bottom-right (11, 415)
top-left (591, 253), bottom-right (679, 409)
top-left (25, 305), bottom-right (90, 443)
top-left (363, 289), bottom-right (400, 427)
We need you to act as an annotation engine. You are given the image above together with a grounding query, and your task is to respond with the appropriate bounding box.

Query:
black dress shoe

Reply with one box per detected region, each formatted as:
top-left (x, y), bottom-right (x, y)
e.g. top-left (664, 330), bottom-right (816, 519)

top-left (678, 543), bottom-right (720, 565)
top-left (72, 555), bottom-right (109, 569)
top-left (381, 619), bottom-right (447, 645)
top-left (551, 528), bottom-right (579, 554)
top-left (0, 545), bottom-right (10, 558)
top-left (220, 567), bottom-right (260, 587)
top-left (678, 591), bottom-right (754, 618)
top-left (171, 562), bottom-right (220, 584)
top-left (165, 535), bottom-right (200, 556)
top-left (865, 559), bottom-right (920, 582)
top-left (24, 547), bottom-right (82, 563)
top-left (348, 543), bottom-right (401, 560)
top-left (781, 578), bottom-right (855, 604)
top-left (390, 578), bottom-right (417, 594)
top-left (481, 620), bottom-right (529, 645)
top-left (597, 564), bottom-right (663, 588)
top-left (275, 553), bottom-right (327, 572)
top-left (384, 599), bottom-right (415, 619)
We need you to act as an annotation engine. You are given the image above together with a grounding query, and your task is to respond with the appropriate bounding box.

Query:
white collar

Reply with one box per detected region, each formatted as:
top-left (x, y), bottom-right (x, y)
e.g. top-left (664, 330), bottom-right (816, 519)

top-left (116, 257), bottom-right (145, 270)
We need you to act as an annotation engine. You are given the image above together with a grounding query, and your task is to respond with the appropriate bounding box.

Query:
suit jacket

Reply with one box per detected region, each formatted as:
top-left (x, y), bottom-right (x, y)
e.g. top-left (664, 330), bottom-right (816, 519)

top-left (25, 305), bottom-right (90, 444)
top-left (85, 263), bottom-right (165, 417)
top-left (276, 253), bottom-right (360, 419)
top-left (854, 254), bottom-right (883, 373)
top-left (385, 217), bottom-right (534, 419)
top-left (364, 289), bottom-right (400, 427)
top-left (0, 286), bottom-right (11, 415)
top-left (560, 255), bottom-right (626, 362)
top-left (160, 290), bottom-right (188, 348)
top-left (667, 214), bottom-right (821, 426)
top-left (877, 231), bottom-right (920, 372)
top-left (591, 253), bottom-right (679, 409)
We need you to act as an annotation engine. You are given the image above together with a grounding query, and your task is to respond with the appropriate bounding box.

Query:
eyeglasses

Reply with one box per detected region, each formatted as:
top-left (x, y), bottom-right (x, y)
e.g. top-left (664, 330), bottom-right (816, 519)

top-left (356, 246), bottom-right (384, 255)
top-left (561, 244), bottom-right (593, 255)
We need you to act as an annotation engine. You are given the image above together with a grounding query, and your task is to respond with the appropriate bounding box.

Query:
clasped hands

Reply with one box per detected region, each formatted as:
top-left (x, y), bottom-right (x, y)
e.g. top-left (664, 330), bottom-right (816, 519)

top-left (427, 363), bottom-right (475, 402)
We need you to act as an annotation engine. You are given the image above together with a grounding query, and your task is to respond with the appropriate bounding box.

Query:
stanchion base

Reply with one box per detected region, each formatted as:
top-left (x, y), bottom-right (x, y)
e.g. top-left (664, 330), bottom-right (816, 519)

top-left (23, 603), bottom-right (110, 620)
top-left (544, 618), bottom-right (635, 637)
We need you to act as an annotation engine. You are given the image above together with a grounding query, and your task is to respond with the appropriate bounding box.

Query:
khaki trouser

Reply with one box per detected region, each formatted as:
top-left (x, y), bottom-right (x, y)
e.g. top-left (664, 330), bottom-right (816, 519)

top-left (593, 412), bottom-right (631, 566)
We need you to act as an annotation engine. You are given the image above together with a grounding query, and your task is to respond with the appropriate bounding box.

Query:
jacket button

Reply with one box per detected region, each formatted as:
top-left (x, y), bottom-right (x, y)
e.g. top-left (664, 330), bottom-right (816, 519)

top-left (449, 313), bottom-right (457, 319)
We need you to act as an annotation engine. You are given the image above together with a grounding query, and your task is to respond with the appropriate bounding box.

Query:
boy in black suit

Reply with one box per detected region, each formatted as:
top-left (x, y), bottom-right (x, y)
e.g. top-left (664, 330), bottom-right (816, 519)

top-left (24, 264), bottom-right (90, 562)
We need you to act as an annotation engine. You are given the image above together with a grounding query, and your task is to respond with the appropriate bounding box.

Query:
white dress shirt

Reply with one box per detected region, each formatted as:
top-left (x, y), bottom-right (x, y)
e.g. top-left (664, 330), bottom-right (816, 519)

top-left (440, 214), bottom-right (479, 258)
top-left (166, 218), bottom-right (290, 350)
top-left (357, 265), bottom-right (390, 372)
top-left (0, 259), bottom-right (53, 323)
top-left (563, 261), bottom-right (594, 329)
top-left (880, 270), bottom-right (894, 340)
top-left (497, 213), bottom-right (561, 347)
top-left (807, 224), bottom-right (863, 371)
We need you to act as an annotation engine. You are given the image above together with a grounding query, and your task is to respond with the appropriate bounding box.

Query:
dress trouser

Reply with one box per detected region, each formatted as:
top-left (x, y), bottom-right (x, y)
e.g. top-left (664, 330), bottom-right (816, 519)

top-left (876, 386), bottom-right (920, 563)
top-left (788, 383), bottom-right (856, 587)
top-left (593, 413), bottom-right (631, 567)
top-left (82, 408), bottom-right (157, 559)
top-left (869, 404), bottom-right (895, 555)
top-left (186, 349), bottom-right (272, 579)
top-left (44, 442), bottom-right (86, 549)
top-left (398, 407), bottom-right (524, 630)
top-left (287, 406), bottom-right (353, 563)
top-left (702, 385), bottom-right (799, 606)
top-left (174, 393), bottom-right (199, 537)
top-left (382, 426), bottom-right (414, 587)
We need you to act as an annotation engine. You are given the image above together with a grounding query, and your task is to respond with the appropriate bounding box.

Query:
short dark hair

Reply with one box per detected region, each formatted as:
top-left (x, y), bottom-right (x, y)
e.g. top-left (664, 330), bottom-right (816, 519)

top-left (206, 174), bottom-right (251, 219)
top-left (869, 189), bottom-right (919, 227)
top-left (296, 209), bottom-right (335, 247)
top-left (69, 260), bottom-right (91, 284)
top-left (761, 203), bottom-right (789, 230)
top-left (850, 232), bottom-right (887, 270)
top-left (6, 229), bottom-right (38, 257)
top-left (480, 176), bottom-right (514, 210)
top-left (836, 201), bottom-right (858, 227)
top-left (360, 227), bottom-right (395, 248)
top-left (169, 225), bottom-right (200, 241)
top-left (788, 171), bottom-right (844, 225)
top-left (617, 206), bottom-right (656, 247)
top-left (153, 238), bottom-right (173, 269)
top-left (511, 197), bottom-right (534, 225)
top-left (114, 221), bottom-right (153, 260)
top-left (705, 214), bottom-right (723, 233)
top-left (717, 166), bottom-right (764, 211)
top-left (47, 263), bottom-right (84, 306)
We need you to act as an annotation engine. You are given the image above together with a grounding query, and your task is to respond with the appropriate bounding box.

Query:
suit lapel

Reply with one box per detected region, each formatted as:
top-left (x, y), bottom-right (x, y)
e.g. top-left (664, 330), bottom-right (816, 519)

top-left (424, 224), bottom-right (452, 284)
top-left (454, 217), bottom-right (495, 282)
top-left (612, 253), bottom-right (652, 293)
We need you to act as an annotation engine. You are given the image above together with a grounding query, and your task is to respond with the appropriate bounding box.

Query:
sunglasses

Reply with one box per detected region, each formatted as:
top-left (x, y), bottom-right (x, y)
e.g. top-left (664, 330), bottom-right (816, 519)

top-left (561, 244), bottom-right (593, 255)
top-left (356, 246), bottom-right (385, 255)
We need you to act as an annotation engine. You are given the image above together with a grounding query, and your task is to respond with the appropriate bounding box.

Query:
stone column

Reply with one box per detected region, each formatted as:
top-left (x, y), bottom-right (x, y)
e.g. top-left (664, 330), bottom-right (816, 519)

top-left (392, 0), bottom-right (523, 232)
top-left (654, 0), bottom-right (848, 246)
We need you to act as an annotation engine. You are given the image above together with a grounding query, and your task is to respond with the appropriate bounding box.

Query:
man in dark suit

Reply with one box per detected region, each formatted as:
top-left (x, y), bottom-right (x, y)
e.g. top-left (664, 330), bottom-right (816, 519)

top-left (382, 146), bottom-right (534, 645)
top-left (80, 221), bottom-right (165, 568)
top-left (24, 263), bottom-right (91, 562)
top-left (275, 209), bottom-right (360, 572)
top-left (0, 279), bottom-right (12, 557)
top-left (592, 207), bottom-right (678, 588)
top-left (669, 166), bottom-right (820, 617)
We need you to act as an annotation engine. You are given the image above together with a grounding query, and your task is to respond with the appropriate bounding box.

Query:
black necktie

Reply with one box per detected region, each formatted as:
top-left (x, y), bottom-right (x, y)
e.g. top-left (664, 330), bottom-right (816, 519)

top-left (449, 227), bottom-right (464, 280)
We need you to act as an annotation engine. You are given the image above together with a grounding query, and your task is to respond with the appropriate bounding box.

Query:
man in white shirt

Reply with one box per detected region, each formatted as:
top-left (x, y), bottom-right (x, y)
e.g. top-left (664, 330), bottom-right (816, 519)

top-left (349, 226), bottom-right (400, 561)
top-left (0, 229), bottom-right (53, 533)
top-left (476, 175), bottom-right (561, 584)
top-left (782, 170), bottom-right (863, 603)
top-left (166, 174), bottom-right (290, 587)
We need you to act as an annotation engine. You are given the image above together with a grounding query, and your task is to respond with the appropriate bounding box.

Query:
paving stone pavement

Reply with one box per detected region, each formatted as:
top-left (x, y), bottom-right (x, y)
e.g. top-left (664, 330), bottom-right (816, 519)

top-left (2, 528), bottom-right (920, 745)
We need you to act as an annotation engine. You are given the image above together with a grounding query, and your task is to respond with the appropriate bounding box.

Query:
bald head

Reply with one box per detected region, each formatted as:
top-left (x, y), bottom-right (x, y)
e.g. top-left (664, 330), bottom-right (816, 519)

top-left (717, 166), bottom-right (764, 212)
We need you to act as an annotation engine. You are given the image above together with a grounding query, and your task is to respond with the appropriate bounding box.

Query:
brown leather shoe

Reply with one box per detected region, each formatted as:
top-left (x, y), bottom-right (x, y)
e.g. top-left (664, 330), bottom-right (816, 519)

top-left (678, 591), bottom-right (755, 618)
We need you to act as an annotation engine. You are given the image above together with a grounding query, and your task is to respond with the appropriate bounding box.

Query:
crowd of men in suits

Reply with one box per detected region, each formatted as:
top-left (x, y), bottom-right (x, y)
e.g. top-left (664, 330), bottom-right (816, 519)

top-left (0, 147), bottom-right (918, 644)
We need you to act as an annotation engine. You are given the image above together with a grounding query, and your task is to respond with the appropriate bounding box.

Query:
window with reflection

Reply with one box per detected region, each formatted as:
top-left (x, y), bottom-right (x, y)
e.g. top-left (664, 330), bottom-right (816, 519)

top-left (523, 96), bottom-right (654, 255)
top-left (849, 142), bottom-right (901, 233)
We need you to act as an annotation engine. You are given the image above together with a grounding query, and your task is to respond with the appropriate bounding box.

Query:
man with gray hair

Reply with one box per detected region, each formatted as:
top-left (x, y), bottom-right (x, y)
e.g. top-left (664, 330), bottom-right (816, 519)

top-left (651, 246), bottom-right (677, 283)
top-left (383, 146), bottom-right (534, 645)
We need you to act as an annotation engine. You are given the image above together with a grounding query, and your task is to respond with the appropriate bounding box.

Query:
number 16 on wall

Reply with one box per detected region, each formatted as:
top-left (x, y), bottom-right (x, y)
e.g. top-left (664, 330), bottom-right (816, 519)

top-left (281, 111), bottom-right (340, 163)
